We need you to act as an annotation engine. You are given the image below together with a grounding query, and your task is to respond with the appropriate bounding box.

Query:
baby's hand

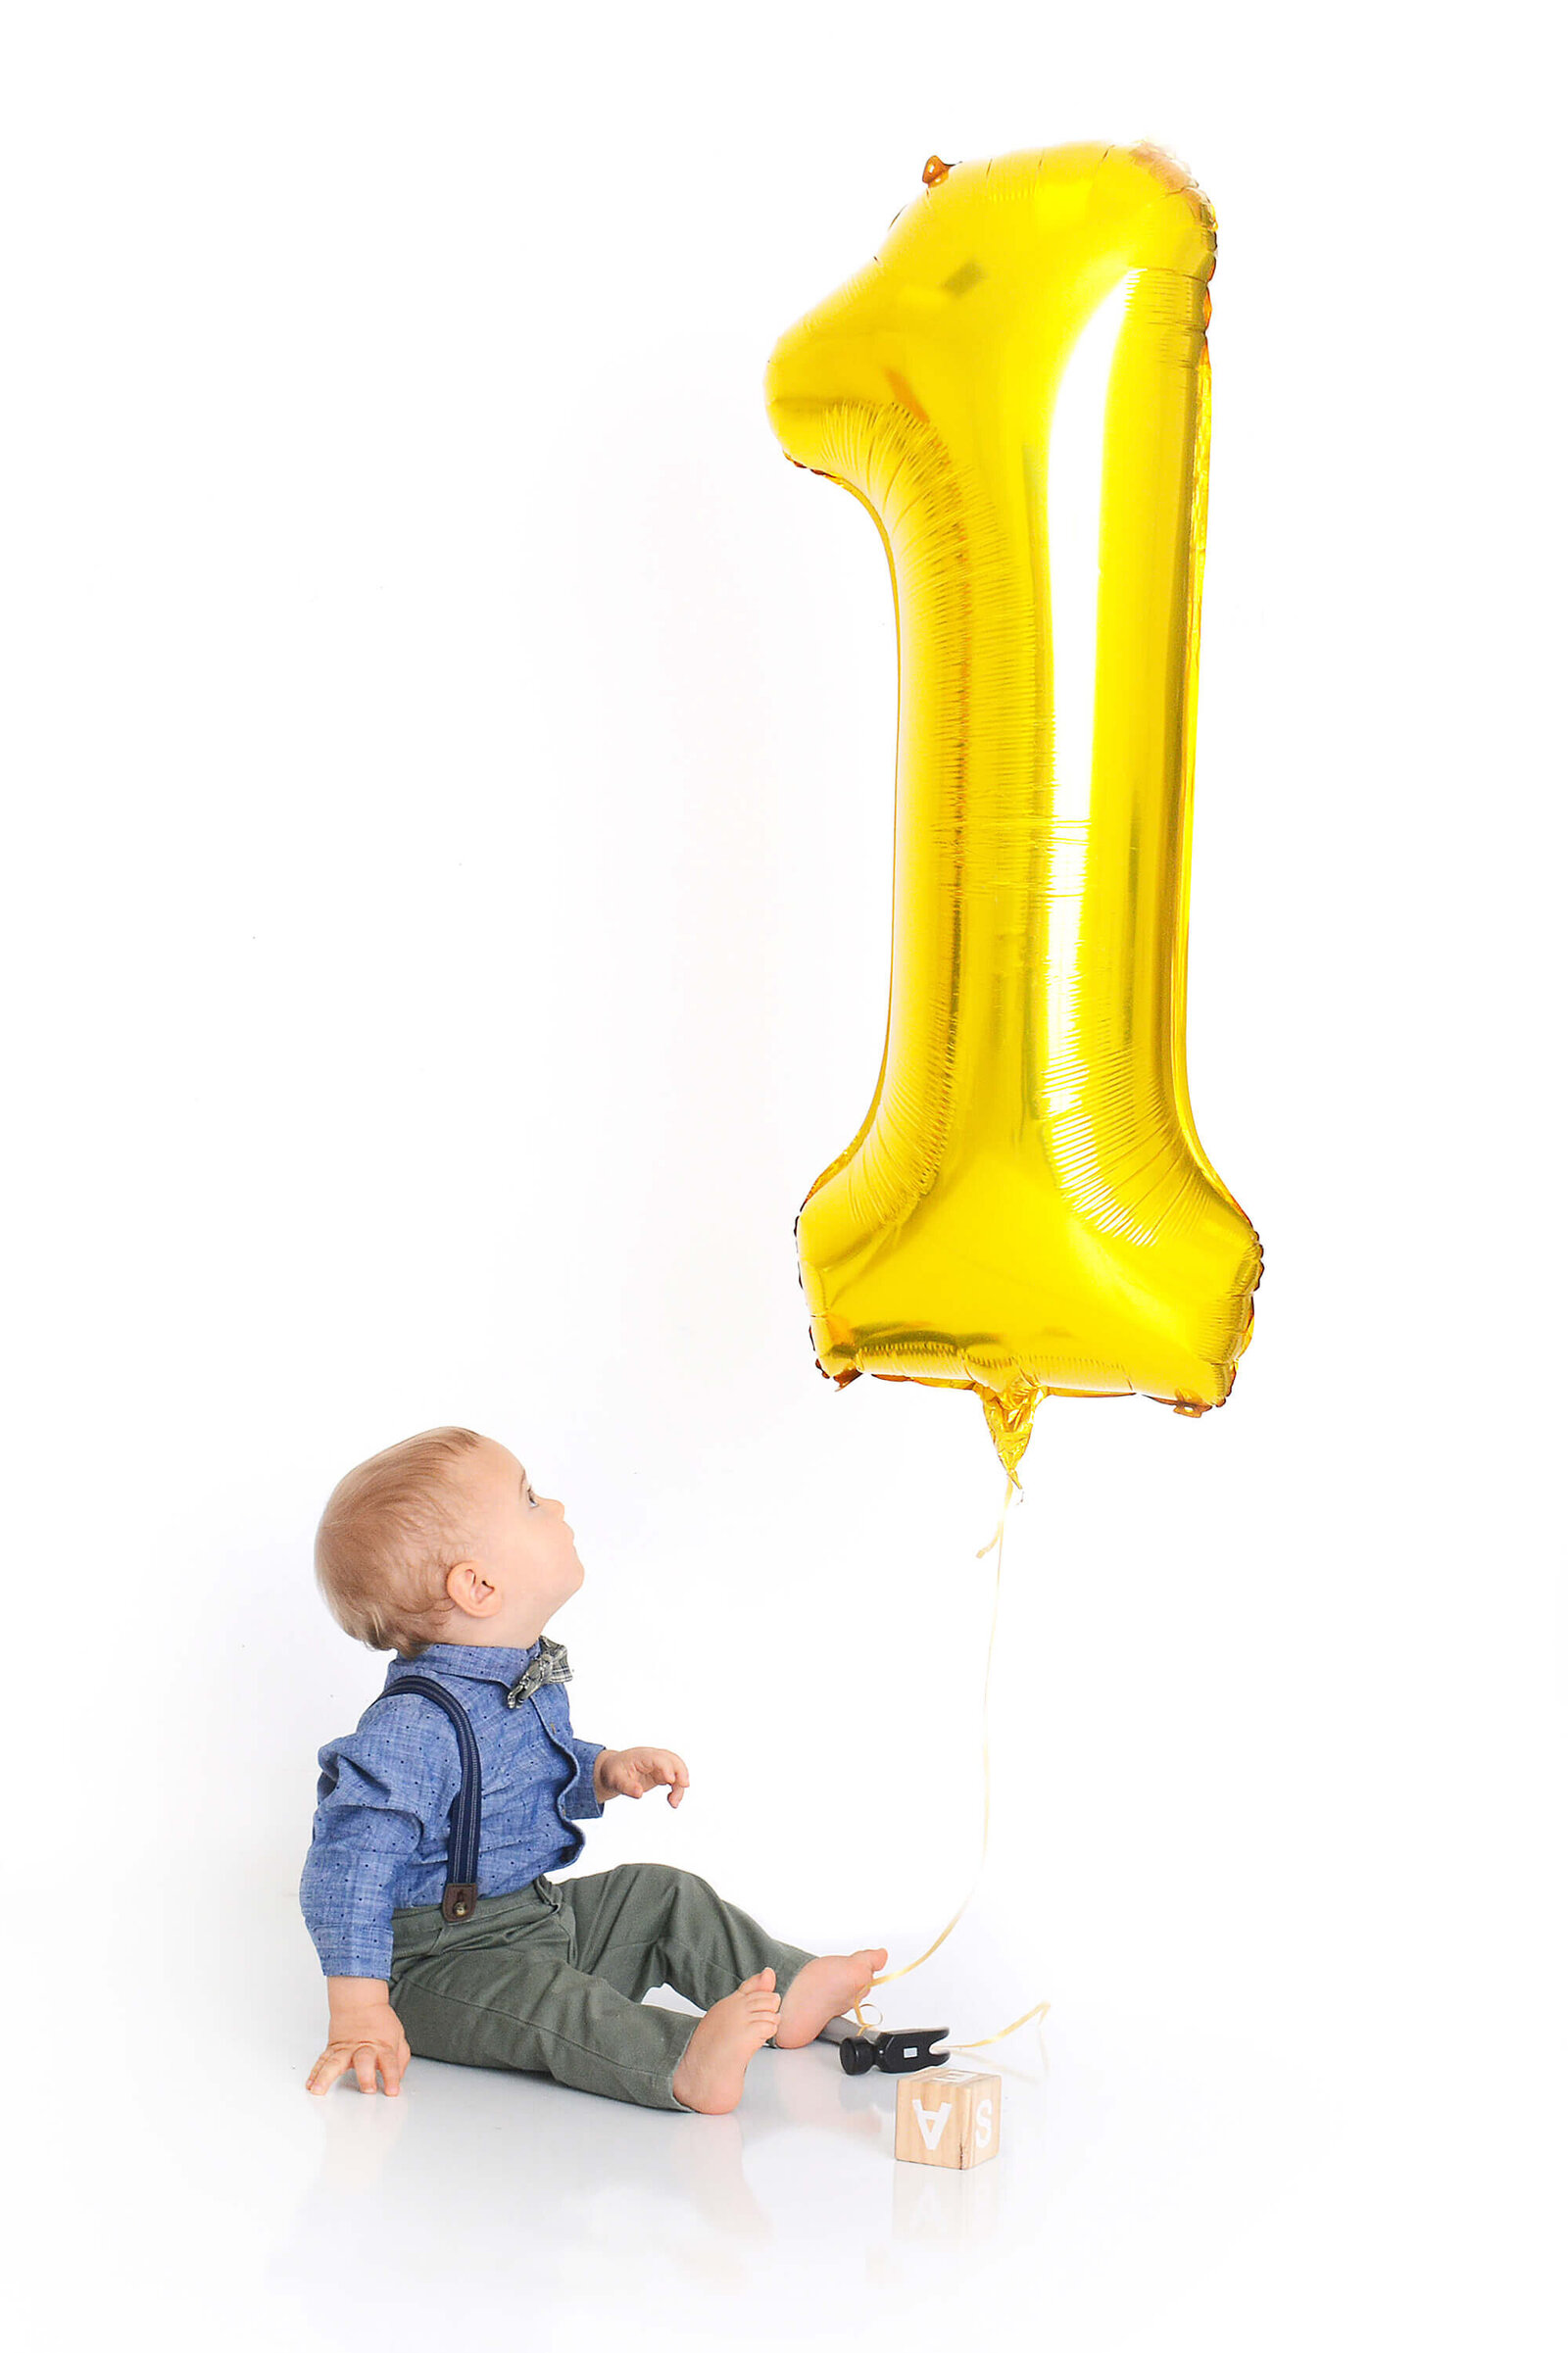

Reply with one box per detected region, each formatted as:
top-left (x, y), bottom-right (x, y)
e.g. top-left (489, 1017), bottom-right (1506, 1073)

top-left (596, 1746), bottom-right (690, 1807)
top-left (307, 1984), bottom-right (410, 2096)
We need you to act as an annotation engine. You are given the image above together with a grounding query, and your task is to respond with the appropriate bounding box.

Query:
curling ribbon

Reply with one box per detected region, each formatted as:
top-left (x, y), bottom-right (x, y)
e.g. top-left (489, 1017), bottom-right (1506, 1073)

top-left (853, 1462), bottom-right (1050, 2053)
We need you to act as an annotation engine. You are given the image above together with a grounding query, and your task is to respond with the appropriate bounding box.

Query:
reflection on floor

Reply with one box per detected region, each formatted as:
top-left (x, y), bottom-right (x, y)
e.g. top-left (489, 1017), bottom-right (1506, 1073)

top-left (267, 2004), bottom-right (1051, 2346)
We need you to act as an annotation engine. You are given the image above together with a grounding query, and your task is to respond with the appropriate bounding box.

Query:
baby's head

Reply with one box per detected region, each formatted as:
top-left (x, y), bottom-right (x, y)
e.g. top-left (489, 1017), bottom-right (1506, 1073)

top-left (315, 1428), bottom-right (582, 1658)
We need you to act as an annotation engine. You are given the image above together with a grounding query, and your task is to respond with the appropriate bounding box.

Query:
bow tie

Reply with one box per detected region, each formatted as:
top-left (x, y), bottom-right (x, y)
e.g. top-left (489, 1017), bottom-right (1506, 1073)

top-left (505, 1637), bottom-right (572, 1709)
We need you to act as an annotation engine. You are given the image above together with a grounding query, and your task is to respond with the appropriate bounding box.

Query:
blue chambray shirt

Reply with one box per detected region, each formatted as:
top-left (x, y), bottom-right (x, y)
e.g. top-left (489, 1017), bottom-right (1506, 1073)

top-left (299, 1641), bottom-right (605, 1980)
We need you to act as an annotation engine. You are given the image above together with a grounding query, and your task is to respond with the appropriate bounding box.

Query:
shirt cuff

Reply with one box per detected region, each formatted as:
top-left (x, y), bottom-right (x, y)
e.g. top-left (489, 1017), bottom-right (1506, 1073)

top-left (562, 1740), bottom-right (606, 1821)
top-left (315, 1941), bottom-right (394, 1983)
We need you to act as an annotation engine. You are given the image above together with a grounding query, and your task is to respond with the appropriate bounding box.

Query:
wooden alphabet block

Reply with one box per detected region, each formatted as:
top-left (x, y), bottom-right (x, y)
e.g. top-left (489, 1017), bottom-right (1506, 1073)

top-left (894, 2067), bottom-right (1002, 2169)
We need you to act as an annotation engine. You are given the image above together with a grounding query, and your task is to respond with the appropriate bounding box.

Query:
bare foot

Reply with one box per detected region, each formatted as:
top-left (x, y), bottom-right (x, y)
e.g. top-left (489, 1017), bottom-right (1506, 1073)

top-left (774, 1948), bottom-right (888, 2049)
top-left (672, 1970), bottom-right (781, 2114)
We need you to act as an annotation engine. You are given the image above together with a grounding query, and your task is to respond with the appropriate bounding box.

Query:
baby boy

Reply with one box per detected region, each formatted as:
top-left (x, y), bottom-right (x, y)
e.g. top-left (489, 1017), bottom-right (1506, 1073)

top-left (301, 1426), bottom-right (885, 2111)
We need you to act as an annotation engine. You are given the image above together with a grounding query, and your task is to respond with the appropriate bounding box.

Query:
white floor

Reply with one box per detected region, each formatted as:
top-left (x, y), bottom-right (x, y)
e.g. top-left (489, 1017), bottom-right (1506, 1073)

top-left (38, 1857), bottom-right (1560, 2353)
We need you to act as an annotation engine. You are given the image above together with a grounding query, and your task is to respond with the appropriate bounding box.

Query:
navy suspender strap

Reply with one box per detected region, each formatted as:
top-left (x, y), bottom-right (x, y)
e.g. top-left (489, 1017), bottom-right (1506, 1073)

top-left (372, 1675), bottom-right (482, 1924)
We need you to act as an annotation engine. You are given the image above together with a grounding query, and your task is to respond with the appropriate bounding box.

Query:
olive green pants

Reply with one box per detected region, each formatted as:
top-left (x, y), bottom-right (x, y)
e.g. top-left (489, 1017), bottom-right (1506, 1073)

top-left (388, 1862), bottom-right (814, 2111)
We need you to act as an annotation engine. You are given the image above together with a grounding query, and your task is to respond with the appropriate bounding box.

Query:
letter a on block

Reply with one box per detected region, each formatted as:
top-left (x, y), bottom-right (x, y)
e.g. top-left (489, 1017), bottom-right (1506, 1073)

top-left (896, 2067), bottom-right (1003, 2168)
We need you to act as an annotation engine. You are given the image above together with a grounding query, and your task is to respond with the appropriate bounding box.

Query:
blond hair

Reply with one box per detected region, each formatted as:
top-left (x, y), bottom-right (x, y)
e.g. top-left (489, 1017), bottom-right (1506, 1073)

top-left (315, 1426), bottom-right (485, 1657)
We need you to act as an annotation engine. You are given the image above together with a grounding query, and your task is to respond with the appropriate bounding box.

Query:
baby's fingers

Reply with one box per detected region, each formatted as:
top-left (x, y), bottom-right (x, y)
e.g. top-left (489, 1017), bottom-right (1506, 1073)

top-left (352, 2042), bottom-right (382, 2094)
top-left (306, 2048), bottom-right (350, 2097)
top-left (665, 1753), bottom-right (691, 1807)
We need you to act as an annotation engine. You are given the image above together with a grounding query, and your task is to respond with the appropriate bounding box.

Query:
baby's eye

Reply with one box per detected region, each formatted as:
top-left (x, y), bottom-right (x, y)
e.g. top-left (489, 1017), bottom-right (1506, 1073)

top-left (526, 1489), bottom-right (539, 1508)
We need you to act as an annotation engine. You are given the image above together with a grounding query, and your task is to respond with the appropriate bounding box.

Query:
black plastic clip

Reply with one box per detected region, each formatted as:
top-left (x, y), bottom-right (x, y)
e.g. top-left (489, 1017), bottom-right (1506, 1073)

top-left (441, 1881), bottom-right (479, 1924)
top-left (838, 2027), bottom-right (950, 2076)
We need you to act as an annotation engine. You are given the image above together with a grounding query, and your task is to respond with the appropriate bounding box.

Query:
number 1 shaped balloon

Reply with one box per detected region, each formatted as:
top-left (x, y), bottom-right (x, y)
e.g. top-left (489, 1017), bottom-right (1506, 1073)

top-left (766, 144), bottom-right (1262, 1474)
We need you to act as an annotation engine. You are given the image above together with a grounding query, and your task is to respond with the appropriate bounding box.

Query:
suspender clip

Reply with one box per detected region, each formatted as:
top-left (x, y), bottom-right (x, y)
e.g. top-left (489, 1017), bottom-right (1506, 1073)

top-left (442, 1881), bottom-right (479, 1925)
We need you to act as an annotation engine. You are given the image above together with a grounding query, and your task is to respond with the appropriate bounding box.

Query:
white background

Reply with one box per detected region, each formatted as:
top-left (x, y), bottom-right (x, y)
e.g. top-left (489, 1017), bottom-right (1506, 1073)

top-left (5, 4), bottom-right (1563, 2347)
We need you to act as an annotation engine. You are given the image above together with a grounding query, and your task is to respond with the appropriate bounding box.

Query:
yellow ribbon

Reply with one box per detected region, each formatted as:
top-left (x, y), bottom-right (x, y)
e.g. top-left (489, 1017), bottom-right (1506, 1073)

top-left (852, 1464), bottom-right (1051, 2053)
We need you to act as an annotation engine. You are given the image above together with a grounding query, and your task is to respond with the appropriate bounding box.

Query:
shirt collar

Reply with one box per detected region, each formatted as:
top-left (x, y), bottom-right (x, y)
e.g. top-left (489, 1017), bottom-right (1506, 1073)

top-left (386, 1639), bottom-right (541, 1690)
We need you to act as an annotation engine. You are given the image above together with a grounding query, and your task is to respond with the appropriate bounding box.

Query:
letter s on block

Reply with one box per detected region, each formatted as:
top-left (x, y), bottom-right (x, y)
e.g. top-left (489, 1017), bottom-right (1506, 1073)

top-left (766, 144), bottom-right (1262, 1476)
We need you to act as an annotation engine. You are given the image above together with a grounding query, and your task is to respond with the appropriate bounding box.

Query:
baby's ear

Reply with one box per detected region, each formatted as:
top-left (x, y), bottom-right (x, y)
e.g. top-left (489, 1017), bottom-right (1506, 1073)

top-left (444, 1559), bottom-right (500, 1620)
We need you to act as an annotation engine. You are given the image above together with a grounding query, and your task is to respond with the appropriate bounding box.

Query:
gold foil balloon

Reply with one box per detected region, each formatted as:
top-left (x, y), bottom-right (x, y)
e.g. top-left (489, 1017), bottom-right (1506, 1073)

top-left (766, 144), bottom-right (1262, 1475)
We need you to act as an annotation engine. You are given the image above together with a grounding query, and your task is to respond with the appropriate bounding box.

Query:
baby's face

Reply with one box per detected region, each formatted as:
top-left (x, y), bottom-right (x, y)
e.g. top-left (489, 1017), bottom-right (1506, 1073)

top-left (450, 1437), bottom-right (584, 1643)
